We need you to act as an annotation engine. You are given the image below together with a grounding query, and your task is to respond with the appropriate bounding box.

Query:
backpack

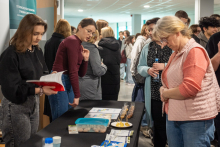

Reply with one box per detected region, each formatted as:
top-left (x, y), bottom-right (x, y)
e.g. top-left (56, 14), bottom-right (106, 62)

top-left (132, 43), bottom-right (150, 84)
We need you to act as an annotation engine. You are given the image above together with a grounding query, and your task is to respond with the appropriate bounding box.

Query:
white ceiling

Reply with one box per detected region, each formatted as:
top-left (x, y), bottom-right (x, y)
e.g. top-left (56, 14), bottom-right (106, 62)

top-left (64, 0), bottom-right (220, 23)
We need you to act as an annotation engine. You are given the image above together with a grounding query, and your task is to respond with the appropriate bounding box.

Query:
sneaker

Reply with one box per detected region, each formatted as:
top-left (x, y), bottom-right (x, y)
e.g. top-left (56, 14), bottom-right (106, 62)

top-left (140, 126), bottom-right (149, 133)
top-left (148, 129), bottom-right (154, 146)
top-left (142, 129), bottom-right (150, 138)
top-left (127, 83), bottom-right (135, 86)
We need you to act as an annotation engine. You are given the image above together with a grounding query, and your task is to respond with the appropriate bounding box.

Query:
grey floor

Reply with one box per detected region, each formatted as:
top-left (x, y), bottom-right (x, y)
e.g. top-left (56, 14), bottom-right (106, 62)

top-left (118, 80), bottom-right (153, 147)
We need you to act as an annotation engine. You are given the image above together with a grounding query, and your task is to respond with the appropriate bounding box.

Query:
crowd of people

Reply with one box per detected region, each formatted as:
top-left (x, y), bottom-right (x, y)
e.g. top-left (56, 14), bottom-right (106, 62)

top-left (0, 9), bottom-right (220, 147)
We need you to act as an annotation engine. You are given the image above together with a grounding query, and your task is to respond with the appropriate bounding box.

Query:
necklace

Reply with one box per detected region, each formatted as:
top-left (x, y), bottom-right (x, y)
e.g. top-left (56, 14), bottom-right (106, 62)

top-left (27, 47), bottom-right (35, 53)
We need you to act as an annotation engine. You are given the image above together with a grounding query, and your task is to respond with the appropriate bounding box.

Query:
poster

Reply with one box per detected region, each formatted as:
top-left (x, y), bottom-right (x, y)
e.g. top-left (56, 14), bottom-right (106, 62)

top-left (9, 0), bottom-right (36, 37)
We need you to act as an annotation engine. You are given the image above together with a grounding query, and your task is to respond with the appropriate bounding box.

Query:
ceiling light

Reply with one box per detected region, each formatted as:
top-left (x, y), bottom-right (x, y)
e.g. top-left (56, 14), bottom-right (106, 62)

top-left (78, 9), bottom-right (83, 12)
top-left (144, 5), bottom-right (150, 8)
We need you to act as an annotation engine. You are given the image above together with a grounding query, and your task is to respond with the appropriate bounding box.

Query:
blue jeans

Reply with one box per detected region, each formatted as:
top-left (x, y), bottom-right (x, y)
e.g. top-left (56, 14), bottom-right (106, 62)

top-left (166, 115), bottom-right (215, 147)
top-left (125, 59), bottom-right (134, 84)
top-left (120, 63), bottom-right (126, 79)
top-left (48, 74), bottom-right (74, 121)
top-left (141, 113), bottom-right (148, 126)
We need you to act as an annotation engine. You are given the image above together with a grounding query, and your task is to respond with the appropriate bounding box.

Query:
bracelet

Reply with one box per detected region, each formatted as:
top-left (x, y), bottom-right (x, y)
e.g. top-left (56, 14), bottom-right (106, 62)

top-left (39, 87), bottom-right (44, 96)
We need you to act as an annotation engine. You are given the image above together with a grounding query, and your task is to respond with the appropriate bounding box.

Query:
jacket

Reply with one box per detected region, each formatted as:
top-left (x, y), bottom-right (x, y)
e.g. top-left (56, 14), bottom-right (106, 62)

top-left (198, 31), bottom-right (208, 48)
top-left (80, 42), bottom-right (107, 100)
top-left (162, 39), bottom-right (220, 121)
top-left (137, 42), bottom-right (170, 127)
top-left (191, 34), bottom-right (200, 44)
top-left (118, 38), bottom-right (124, 51)
top-left (125, 43), bottom-right (133, 59)
top-left (206, 32), bottom-right (220, 86)
top-left (44, 32), bottom-right (65, 72)
top-left (98, 37), bottom-right (121, 100)
top-left (131, 36), bottom-right (151, 75)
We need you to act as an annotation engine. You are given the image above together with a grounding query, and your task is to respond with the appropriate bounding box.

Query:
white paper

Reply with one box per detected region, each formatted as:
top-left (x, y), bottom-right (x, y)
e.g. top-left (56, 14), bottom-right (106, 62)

top-left (84, 113), bottom-right (119, 119)
top-left (110, 129), bottom-right (134, 136)
top-left (89, 108), bottom-right (121, 114)
top-left (40, 71), bottom-right (65, 86)
top-left (105, 134), bottom-right (130, 144)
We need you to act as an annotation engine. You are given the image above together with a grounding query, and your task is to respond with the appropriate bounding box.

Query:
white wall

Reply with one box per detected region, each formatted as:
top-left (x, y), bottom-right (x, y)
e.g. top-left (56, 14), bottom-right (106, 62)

top-left (0, 0), bottom-right (10, 100)
top-left (0, 0), bottom-right (10, 55)
top-left (65, 16), bottom-right (86, 28)
top-left (109, 23), bottom-right (117, 38)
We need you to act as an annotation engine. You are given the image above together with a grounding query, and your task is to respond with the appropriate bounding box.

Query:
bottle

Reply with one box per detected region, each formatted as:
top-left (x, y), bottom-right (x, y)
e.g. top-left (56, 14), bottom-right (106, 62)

top-left (53, 136), bottom-right (61, 147)
top-left (44, 138), bottom-right (53, 147)
top-left (153, 58), bottom-right (159, 82)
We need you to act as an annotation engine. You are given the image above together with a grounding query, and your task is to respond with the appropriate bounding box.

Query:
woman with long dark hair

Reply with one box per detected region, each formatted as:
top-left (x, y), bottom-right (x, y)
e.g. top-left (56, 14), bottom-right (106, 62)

top-left (0, 14), bottom-right (57, 147)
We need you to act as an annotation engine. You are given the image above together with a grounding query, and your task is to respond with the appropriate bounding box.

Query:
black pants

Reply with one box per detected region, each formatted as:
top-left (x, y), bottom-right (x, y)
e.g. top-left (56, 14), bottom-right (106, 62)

top-left (151, 99), bottom-right (167, 147)
top-left (215, 113), bottom-right (220, 147)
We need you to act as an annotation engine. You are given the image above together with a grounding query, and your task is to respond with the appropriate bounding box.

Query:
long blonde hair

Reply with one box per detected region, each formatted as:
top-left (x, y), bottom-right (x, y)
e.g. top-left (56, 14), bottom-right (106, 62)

top-left (141, 24), bottom-right (149, 37)
top-left (153, 16), bottom-right (191, 41)
top-left (54, 19), bottom-right (71, 38)
top-left (101, 27), bottom-right (114, 38)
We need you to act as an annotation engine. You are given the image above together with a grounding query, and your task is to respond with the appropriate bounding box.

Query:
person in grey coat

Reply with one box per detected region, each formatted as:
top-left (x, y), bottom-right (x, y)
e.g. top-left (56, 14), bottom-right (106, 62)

top-left (80, 30), bottom-right (107, 100)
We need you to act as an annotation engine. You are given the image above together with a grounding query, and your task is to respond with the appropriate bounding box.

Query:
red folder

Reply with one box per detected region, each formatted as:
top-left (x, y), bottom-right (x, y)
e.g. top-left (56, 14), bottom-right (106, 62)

top-left (27, 81), bottom-right (65, 91)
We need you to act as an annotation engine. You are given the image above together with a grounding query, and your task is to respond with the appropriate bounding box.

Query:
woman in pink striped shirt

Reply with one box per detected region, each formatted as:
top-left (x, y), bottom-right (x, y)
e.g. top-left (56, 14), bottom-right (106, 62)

top-left (153, 16), bottom-right (220, 147)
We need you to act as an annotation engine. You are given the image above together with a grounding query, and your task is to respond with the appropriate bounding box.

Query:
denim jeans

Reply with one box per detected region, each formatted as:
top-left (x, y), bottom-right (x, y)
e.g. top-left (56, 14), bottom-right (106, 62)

top-left (2, 96), bottom-right (39, 147)
top-left (120, 63), bottom-right (126, 79)
top-left (166, 115), bottom-right (215, 147)
top-left (48, 74), bottom-right (74, 121)
top-left (125, 59), bottom-right (134, 84)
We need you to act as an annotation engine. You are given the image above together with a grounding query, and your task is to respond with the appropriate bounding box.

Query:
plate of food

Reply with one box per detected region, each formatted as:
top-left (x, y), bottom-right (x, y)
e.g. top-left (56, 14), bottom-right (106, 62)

top-left (111, 121), bottom-right (133, 128)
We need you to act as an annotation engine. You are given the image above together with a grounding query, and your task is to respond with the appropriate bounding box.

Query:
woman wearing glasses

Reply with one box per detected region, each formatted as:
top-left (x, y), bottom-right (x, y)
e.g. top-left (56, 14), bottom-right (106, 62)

top-left (155, 16), bottom-right (220, 147)
top-left (80, 30), bottom-right (107, 101)
top-left (48, 18), bottom-right (97, 121)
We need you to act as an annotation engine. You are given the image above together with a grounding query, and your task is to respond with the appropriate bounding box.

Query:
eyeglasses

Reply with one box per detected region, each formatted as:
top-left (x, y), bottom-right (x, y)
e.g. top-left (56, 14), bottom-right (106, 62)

top-left (85, 29), bottom-right (95, 36)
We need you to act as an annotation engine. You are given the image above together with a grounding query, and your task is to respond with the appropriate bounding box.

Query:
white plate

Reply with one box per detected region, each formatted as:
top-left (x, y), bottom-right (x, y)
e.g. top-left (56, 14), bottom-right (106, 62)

top-left (111, 121), bottom-right (133, 128)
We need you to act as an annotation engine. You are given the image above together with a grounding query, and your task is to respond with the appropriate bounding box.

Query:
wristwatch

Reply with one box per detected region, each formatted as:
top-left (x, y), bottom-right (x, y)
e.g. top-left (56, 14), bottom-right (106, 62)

top-left (39, 87), bottom-right (44, 96)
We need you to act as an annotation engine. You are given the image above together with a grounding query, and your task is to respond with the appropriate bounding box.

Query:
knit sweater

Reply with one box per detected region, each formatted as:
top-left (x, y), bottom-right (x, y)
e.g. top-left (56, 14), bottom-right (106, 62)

top-left (162, 38), bottom-right (220, 121)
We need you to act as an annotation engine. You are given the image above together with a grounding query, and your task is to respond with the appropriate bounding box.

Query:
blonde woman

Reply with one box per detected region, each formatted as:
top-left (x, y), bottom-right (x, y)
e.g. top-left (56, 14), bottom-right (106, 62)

top-left (44, 19), bottom-right (72, 121)
top-left (154, 16), bottom-right (220, 146)
top-left (98, 27), bottom-right (120, 100)
top-left (80, 30), bottom-right (107, 100)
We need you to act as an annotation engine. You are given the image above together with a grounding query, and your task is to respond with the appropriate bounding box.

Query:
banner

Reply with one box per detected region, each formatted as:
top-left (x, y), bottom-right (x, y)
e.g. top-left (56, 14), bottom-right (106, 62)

top-left (9, 0), bottom-right (36, 37)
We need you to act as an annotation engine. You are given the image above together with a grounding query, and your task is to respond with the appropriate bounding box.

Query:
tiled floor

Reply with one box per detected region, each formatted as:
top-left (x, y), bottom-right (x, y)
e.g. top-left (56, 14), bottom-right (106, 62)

top-left (118, 80), bottom-right (153, 147)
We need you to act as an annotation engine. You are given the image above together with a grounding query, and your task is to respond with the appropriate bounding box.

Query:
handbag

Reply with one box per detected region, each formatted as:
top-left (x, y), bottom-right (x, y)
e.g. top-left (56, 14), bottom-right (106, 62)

top-left (120, 45), bottom-right (127, 63)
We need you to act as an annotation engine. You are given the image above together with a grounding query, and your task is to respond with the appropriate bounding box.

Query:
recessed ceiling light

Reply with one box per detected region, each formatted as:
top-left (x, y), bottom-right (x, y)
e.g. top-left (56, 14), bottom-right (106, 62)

top-left (144, 5), bottom-right (150, 8)
top-left (78, 9), bottom-right (83, 12)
